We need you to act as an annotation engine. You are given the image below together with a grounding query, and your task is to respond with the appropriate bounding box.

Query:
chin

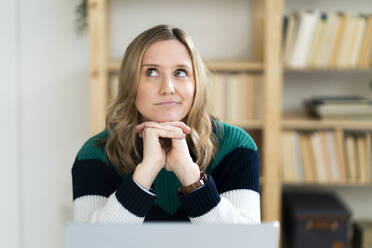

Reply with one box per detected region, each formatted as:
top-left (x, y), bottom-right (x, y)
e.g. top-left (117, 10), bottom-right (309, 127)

top-left (155, 117), bottom-right (181, 123)
top-left (147, 114), bottom-right (185, 123)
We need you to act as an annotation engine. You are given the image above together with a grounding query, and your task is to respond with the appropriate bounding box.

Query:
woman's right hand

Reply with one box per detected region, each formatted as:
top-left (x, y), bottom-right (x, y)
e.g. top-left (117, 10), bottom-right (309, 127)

top-left (132, 121), bottom-right (186, 190)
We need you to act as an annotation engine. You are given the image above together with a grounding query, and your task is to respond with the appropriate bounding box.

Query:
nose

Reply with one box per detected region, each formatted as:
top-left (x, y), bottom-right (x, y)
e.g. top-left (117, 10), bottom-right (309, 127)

top-left (159, 75), bottom-right (175, 95)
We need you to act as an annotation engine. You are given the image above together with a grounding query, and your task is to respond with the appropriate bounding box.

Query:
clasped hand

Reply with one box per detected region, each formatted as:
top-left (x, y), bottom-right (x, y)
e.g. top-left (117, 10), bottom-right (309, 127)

top-left (135, 121), bottom-right (200, 185)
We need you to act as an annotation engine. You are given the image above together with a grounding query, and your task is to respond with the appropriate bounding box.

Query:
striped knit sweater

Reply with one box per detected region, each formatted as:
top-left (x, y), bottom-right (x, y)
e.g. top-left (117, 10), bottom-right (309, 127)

top-left (71, 121), bottom-right (260, 223)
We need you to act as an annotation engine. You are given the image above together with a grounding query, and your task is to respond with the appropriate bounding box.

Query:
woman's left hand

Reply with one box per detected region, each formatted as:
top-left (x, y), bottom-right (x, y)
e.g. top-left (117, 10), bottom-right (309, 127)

top-left (136, 121), bottom-right (200, 186)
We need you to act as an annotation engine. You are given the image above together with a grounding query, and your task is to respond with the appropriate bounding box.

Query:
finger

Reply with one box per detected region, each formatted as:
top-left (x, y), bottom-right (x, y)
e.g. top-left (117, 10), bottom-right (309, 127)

top-left (143, 122), bottom-right (184, 135)
top-left (137, 121), bottom-right (190, 135)
top-left (143, 127), bottom-right (185, 139)
top-left (135, 122), bottom-right (147, 133)
top-left (161, 121), bottom-right (191, 134)
top-left (136, 121), bottom-right (161, 133)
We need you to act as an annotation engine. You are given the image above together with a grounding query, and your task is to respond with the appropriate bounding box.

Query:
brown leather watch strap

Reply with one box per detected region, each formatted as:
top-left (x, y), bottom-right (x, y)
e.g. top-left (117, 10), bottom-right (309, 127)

top-left (179, 171), bottom-right (208, 195)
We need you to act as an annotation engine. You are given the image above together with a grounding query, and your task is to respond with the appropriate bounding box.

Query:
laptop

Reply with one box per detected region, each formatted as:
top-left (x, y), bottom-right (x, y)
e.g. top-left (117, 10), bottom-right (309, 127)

top-left (64, 222), bottom-right (280, 248)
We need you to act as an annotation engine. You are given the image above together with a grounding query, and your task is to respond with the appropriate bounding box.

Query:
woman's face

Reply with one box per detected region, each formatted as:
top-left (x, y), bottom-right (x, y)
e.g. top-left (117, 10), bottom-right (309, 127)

top-left (135, 39), bottom-right (195, 123)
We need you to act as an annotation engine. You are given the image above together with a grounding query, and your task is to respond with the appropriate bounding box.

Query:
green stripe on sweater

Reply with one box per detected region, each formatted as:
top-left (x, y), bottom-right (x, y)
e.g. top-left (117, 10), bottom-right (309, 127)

top-left (76, 129), bottom-right (109, 164)
top-left (207, 121), bottom-right (257, 173)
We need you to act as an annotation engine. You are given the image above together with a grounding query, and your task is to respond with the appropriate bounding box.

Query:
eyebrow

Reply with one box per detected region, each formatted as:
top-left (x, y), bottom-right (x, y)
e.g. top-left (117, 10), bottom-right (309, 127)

top-left (141, 63), bottom-right (192, 69)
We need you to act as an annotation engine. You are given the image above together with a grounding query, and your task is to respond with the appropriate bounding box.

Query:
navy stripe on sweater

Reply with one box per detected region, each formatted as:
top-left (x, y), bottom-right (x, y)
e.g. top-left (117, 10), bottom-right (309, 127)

top-left (210, 147), bottom-right (260, 194)
top-left (72, 158), bottom-right (156, 217)
top-left (71, 158), bottom-right (121, 200)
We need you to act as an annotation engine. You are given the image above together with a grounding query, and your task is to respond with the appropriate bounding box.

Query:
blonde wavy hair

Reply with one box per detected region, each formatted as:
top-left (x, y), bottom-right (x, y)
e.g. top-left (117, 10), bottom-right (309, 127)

top-left (103, 24), bottom-right (218, 175)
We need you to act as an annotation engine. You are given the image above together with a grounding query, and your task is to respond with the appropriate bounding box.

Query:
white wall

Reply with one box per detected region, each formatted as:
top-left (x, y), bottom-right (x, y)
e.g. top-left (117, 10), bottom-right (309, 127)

top-left (1, 0), bottom-right (371, 247)
top-left (1, 0), bottom-right (90, 247)
top-left (0, 1), bottom-right (20, 247)
top-left (109, 0), bottom-right (254, 60)
top-left (19, 0), bottom-right (90, 247)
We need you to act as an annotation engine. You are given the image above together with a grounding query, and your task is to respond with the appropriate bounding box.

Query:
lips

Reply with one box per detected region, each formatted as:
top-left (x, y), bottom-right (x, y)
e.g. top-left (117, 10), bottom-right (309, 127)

top-left (154, 100), bottom-right (180, 105)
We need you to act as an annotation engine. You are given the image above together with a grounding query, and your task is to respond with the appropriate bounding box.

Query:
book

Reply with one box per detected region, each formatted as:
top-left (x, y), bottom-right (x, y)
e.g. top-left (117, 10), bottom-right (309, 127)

top-left (305, 96), bottom-right (372, 120)
top-left (109, 73), bottom-right (119, 103)
top-left (316, 104), bottom-right (372, 116)
top-left (357, 15), bottom-right (372, 68)
top-left (306, 132), bottom-right (318, 182)
top-left (208, 73), bottom-right (227, 120)
top-left (283, 14), bottom-right (298, 64)
top-left (319, 132), bottom-right (333, 181)
top-left (294, 132), bottom-right (304, 181)
top-left (345, 134), bottom-right (358, 182)
top-left (335, 129), bottom-right (347, 182)
top-left (299, 132), bottom-right (315, 182)
top-left (349, 15), bottom-right (367, 67)
top-left (329, 12), bottom-right (348, 67)
top-left (319, 12), bottom-right (340, 68)
top-left (306, 95), bottom-right (370, 105)
top-left (336, 14), bottom-right (355, 68)
top-left (311, 132), bottom-right (327, 182)
top-left (253, 75), bottom-right (263, 119)
top-left (226, 73), bottom-right (254, 121)
top-left (366, 133), bottom-right (372, 182)
top-left (356, 134), bottom-right (368, 183)
top-left (281, 131), bottom-right (297, 182)
top-left (289, 10), bottom-right (320, 68)
top-left (307, 12), bottom-right (326, 68)
top-left (325, 131), bottom-right (341, 182)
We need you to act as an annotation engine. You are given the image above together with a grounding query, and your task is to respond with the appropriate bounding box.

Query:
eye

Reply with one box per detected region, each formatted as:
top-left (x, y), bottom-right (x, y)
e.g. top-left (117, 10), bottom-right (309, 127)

top-left (175, 69), bottom-right (187, 78)
top-left (145, 68), bottom-right (159, 77)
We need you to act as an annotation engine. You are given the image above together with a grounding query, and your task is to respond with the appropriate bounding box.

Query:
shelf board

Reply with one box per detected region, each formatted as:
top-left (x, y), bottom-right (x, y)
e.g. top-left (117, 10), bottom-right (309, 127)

top-left (223, 119), bottom-right (263, 129)
top-left (284, 66), bottom-right (372, 72)
top-left (282, 113), bottom-right (372, 130)
top-left (283, 181), bottom-right (372, 187)
top-left (108, 59), bottom-right (263, 73)
top-left (205, 61), bottom-right (263, 72)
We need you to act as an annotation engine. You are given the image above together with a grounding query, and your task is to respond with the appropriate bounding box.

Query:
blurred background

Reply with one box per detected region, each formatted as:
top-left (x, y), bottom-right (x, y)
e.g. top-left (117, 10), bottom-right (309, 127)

top-left (1, 0), bottom-right (372, 248)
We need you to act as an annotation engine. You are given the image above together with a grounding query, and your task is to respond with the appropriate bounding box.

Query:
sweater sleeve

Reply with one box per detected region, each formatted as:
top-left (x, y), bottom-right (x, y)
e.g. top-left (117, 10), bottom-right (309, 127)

top-left (71, 158), bottom-right (156, 223)
top-left (178, 148), bottom-right (261, 224)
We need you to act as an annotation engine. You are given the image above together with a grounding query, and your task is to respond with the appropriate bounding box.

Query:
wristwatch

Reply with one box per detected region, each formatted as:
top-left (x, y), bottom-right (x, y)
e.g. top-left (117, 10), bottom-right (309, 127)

top-left (179, 171), bottom-right (208, 195)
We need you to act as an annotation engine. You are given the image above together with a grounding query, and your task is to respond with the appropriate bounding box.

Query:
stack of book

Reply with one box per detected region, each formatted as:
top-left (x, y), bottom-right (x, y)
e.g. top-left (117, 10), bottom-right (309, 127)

top-left (281, 130), bottom-right (372, 183)
top-left (283, 11), bottom-right (372, 69)
top-left (304, 96), bottom-right (372, 120)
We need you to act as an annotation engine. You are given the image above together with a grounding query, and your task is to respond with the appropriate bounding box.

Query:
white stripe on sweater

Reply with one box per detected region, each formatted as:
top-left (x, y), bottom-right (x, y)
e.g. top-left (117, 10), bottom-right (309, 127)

top-left (73, 189), bottom-right (260, 224)
top-left (73, 193), bottom-right (144, 224)
top-left (189, 189), bottom-right (261, 224)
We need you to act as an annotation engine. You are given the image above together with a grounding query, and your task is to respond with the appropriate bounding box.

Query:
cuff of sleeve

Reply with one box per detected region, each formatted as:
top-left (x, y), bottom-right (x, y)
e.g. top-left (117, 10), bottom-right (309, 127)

top-left (178, 174), bottom-right (221, 218)
top-left (115, 173), bottom-right (156, 217)
top-left (133, 179), bottom-right (157, 196)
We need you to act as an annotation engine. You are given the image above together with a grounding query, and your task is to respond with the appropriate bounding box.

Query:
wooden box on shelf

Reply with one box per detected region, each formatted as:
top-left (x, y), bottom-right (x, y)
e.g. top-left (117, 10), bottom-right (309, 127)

top-left (282, 191), bottom-right (352, 248)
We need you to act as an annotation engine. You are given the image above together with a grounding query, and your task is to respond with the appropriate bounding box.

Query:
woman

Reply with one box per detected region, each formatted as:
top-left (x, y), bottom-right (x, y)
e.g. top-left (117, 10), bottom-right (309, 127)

top-left (72, 24), bottom-right (260, 223)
